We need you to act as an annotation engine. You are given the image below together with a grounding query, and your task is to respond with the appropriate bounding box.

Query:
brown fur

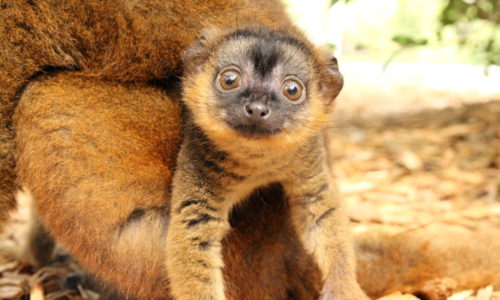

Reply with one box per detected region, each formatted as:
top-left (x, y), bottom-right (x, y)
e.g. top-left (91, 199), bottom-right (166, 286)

top-left (0, 0), bottom-right (294, 229)
top-left (356, 226), bottom-right (500, 299)
top-left (15, 73), bottom-right (323, 299)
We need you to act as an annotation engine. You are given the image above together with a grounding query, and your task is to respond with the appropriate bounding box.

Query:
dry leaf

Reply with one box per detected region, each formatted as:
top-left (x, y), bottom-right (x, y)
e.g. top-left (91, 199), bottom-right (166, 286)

top-left (31, 283), bottom-right (45, 300)
top-left (476, 286), bottom-right (494, 300)
top-left (449, 290), bottom-right (474, 300)
top-left (378, 292), bottom-right (420, 300)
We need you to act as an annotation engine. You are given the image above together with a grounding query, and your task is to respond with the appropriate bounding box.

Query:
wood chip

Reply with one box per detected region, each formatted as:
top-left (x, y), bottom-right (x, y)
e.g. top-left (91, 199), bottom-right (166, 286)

top-left (377, 292), bottom-right (420, 300)
top-left (31, 283), bottom-right (45, 300)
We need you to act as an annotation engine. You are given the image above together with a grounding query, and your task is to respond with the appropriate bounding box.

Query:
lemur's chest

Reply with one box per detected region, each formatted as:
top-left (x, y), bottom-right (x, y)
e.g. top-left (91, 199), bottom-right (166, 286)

top-left (220, 151), bottom-right (296, 208)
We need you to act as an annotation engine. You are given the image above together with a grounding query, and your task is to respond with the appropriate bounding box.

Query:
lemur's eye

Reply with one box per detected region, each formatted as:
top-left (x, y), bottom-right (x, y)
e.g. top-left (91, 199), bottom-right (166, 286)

top-left (282, 78), bottom-right (305, 102)
top-left (217, 68), bottom-right (241, 90)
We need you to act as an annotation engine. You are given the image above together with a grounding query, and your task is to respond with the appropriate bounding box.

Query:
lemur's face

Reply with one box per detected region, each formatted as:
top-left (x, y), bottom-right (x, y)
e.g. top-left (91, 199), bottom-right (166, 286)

top-left (182, 27), bottom-right (343, 150)
top-left (211, 34), bottom-right (312, 138)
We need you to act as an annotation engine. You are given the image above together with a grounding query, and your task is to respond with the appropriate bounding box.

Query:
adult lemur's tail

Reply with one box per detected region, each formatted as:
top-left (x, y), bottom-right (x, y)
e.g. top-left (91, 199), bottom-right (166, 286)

top-left (355, 225), bottom-right (500, 299)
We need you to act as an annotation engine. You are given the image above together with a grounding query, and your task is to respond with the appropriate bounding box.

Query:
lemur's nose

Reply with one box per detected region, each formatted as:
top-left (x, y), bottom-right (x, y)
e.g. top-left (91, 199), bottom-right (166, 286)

top-left (244, 102), bottom-right (270, 121)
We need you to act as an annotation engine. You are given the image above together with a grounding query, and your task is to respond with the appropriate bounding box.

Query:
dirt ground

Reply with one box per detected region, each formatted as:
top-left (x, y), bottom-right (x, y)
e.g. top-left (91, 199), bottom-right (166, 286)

top-left (1, 63), bottom-right (499, 299)
top-left (333, 63), bottom-right (500, 300)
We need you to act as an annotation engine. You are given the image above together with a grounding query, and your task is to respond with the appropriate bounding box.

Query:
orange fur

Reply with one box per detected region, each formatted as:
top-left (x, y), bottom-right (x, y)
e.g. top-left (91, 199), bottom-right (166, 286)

top-left (356, 227), bottom-right (500, 299)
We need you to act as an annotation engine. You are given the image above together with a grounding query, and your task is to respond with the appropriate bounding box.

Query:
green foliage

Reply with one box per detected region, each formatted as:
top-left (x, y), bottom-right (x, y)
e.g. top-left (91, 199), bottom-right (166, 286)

top-left (326, 43), bottom-right (337, 52)
top-left (439, 0), bottom-right (499, 72)
top-left (326, 0), bottom-right (497, 70)
top-left (440, 0), bottom-right (499, 25)
top-left (383, 35), bottom-right (428, 71)
top-left (328, 0), bottom-right (353, 7)
top-left (484, 37), bottom-right (500, 67)
top-left (392, 35), bottom-right (428, 47)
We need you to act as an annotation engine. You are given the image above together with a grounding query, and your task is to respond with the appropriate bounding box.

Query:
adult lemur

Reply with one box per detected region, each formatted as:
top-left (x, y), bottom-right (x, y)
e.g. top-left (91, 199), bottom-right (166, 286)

top-left (0, 0), bottom-right (299, 229)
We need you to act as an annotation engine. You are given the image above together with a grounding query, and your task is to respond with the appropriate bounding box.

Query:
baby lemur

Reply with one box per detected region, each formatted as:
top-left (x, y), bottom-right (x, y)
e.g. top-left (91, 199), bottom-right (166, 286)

top-left (165, 26), bottom-right (367, 300)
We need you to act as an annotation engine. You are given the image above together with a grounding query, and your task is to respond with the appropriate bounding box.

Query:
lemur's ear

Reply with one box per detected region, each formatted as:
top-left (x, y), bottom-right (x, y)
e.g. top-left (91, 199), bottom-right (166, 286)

top-left (182, 28), bottom-right (220, 74)
top-left (327, 56), bottom-right (340, 73)
top-left (319, 54), bottom-right (344, 102)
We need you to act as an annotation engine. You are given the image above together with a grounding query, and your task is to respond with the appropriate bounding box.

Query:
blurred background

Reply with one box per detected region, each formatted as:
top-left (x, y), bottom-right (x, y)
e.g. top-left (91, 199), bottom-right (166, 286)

top-left (285, 0), bottom-right (500, 264)
top-left (284, 3), bottom-right (500, 298)
top-left (283, 0), bottom-right (500, 230)
top-left (286, 0), bottom-right (499, 115)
